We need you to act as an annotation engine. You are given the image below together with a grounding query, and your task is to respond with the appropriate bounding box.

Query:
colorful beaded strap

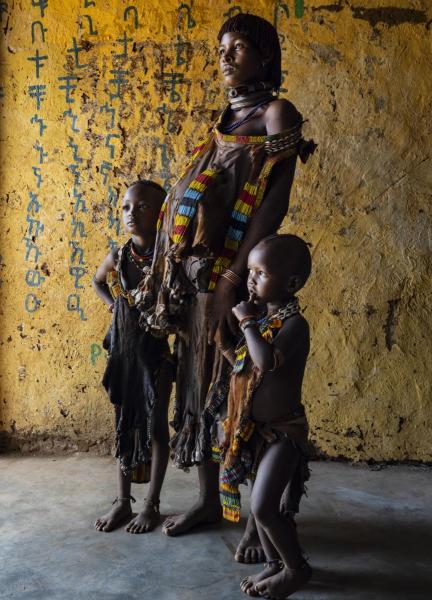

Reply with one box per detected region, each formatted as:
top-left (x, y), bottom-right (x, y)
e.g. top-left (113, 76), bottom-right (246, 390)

top-left (208, 151), bottom-right (284, 291)
top-left (172, 168), bottom-right (220, 245)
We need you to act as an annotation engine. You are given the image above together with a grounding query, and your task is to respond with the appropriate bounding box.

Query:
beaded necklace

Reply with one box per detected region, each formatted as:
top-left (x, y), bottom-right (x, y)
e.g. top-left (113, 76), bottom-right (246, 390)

top-left (227, 81), bottom-right (276, 111)
top-left (234, 297), bottom-right (300, 373)
top-left (127, 241), bottom-right (154, 272)
top-left (220, 99), bottom-right (274, 134)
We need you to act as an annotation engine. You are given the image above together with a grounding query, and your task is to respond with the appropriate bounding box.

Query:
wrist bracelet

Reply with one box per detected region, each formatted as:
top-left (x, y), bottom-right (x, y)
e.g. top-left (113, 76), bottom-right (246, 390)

top-left (238, 315), bottom-right (258, 328)
top-left (221, 268), bottom-right (242, 288)
top-left (240, 318), bottom-right (258, 332)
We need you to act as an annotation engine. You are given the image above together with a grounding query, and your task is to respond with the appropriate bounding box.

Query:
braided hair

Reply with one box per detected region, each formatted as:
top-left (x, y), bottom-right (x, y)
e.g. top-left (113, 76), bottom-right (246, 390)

top-left (218, 13), bottom-right (282, 90)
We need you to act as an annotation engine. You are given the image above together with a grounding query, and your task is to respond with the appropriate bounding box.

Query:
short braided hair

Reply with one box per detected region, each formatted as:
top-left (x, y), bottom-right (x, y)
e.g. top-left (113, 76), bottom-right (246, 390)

top-left (218, 13), bottom-right (282, 89)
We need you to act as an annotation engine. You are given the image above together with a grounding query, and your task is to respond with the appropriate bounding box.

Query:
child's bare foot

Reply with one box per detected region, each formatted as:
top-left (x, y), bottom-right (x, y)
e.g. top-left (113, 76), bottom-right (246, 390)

top-left (254, 562), bottom-right (312, 599)
top-left (240, 561), bottom-right (283, 597)
top-left (125, 499), bottom-right (160, 534)
top-left (236, 512), bottom-right (265, 563)
top-left (94, 498), bottom-right (133, 532)
top-left (162, 499), bottom-right (222, 536)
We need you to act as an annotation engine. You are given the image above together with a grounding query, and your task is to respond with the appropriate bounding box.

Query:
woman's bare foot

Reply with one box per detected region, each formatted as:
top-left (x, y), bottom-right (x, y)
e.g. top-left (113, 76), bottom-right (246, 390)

top-left (94, 500), bottom-right (132, 532)
top-left (236, 512), bottom-right (266, 563)
top-left (162, 499), bottom-right (222, 536)
top-left (125, 500), bottom-right (160, 534)
top-left (254, 562), bottom-right (312, 599)
top-left (240, 561), bottom-right (283, 597)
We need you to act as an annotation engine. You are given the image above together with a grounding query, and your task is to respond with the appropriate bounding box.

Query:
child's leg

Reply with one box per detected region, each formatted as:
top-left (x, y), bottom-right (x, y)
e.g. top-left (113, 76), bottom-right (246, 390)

top-left (249, 437), bottom-right (311, 598)
top-left (94, 462), bottom-right (133, 532)
top-left (126, 362), bottom-right (172, 534)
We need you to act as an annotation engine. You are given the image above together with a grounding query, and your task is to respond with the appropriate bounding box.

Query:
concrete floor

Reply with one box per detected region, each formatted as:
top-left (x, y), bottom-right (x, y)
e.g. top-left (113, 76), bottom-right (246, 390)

top-left (0, 456), bottom-right (431, 600)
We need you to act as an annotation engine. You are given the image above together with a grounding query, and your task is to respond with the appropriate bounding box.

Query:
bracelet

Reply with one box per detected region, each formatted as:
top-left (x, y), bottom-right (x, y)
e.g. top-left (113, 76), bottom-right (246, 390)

top-left (240, 318), bottom-right (258, 332)
top-left (220, 269), bottom-right (242, 288)
top-left (238, 315), bottom-right (257, 328)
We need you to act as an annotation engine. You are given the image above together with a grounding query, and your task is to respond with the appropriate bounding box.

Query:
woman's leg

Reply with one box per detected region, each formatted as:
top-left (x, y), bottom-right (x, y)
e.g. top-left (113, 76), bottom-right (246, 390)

top-left (126, 362), bottom-right (172, 533)
top-left (162, 459), bottom-right (222, 536)
top-left (94, 462), bottom-right (133, 532)
top-left (235, 510), bottom-right (266, 564)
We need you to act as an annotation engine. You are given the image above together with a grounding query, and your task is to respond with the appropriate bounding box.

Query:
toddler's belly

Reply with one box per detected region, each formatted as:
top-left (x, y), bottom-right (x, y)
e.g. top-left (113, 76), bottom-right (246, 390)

top-left (252, 378), bottom-right (302, 423)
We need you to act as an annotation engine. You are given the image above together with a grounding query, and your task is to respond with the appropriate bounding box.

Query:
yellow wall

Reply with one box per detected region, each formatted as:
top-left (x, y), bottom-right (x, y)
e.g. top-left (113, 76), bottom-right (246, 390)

top-left (0, 1), bottom-right (431, 460)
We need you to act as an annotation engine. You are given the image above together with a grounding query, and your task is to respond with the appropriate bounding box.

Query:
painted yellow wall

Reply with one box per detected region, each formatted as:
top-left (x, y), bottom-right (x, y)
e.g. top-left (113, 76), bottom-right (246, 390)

top-left (0, 0), bottom-right (431, 460)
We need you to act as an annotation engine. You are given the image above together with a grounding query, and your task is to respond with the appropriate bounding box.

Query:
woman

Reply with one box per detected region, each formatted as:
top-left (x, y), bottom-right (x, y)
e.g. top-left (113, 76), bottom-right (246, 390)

top-left (139, 13), bottom-right (315, 550)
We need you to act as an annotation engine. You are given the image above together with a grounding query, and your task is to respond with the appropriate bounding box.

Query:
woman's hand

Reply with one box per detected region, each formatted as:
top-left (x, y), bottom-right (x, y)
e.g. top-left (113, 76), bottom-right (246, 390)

top-left (207, 278), bottom-right (239, 344)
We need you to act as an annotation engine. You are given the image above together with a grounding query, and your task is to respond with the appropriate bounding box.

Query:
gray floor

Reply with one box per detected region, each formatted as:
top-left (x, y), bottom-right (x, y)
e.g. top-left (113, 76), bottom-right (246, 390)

top-left (0, 456), bottom-right (431, 600)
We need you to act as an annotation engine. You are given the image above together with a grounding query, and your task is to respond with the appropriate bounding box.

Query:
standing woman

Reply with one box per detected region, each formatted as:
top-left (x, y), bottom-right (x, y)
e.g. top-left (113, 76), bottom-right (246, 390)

top-left (140, 13), bottom-right (315, 551)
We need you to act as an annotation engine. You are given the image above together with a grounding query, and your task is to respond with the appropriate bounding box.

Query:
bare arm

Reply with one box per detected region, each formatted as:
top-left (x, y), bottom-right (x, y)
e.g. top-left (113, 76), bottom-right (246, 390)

top-left (92, 251), bottom-right (117, 309)
top-left (209, 101), bottom-right (301, 341)
top-left (230, 99), bottom-right (301, 275)
top-left (232, 298), bottom-right (309, 371)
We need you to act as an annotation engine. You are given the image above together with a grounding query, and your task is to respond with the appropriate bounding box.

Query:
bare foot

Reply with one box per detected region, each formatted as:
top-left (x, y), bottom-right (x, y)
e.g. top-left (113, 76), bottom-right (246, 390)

top-left (254, 562), bottom-right (312, 599)
top-left (240, 561), bottom-right (283, 597)
top-left (94, 501), bottom-right (132, 532)
top-left (235, 512), bottom-right (266, 564)
top-left (126, 501), bottom-right (160, 534)
top-left (162, 499), bottom-right (222, 536)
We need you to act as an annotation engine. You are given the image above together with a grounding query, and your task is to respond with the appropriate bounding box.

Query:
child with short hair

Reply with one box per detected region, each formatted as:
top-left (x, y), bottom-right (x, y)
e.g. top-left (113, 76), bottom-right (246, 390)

top-left (93, 180), bottom-right (173, 534)
top-left (219, 234), bottom-right (312, 597)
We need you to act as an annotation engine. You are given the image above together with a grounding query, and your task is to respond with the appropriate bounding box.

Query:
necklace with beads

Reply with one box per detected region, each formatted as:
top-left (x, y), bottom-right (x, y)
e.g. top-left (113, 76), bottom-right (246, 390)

top-left (127, 240), bottom-right (154, 272)
top-left (220, 81), bottom-right (278, 134)
top-left (227, 81), bottom-right (277, 111)
top-left (265, 297), bottom-right (300, 323)
top-left (234, 297), bottom-right (300, 373)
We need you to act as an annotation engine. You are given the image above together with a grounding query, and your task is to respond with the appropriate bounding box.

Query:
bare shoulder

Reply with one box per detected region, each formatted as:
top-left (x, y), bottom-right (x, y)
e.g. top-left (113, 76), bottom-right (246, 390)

top-left (264, 99), bottom-right (302, 135)
top-left (94, 249), bottom-right (118, 282)
top-left (281, 313), bottom-right (309, 338)
top-left (273, 313), bottom-right (310, 356)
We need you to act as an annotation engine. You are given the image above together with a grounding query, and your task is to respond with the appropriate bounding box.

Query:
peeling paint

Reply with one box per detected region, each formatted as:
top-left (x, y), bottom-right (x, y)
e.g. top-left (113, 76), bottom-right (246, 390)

top-left (351, 6), bottom-right (427, 28)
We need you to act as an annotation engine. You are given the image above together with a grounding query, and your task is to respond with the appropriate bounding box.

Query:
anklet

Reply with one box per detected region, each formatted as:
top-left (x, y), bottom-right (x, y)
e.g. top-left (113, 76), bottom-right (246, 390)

top-left (144, 498), bottom-right (160, 513)
top-left (265, 559), bottom-right (284, 570)
top-left (286, 558), bottom-right (311, 573)
top-left (112, 495), bottom-right (136, 505)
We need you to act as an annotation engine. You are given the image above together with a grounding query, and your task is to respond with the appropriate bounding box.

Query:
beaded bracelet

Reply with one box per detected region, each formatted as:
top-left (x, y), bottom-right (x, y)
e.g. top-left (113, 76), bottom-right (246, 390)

top-left (238, 315), bottom-right (258, 328)
top-left (240, 318), bottom-right (258, 332)
top-left (220, 268), bottom-right (242, 288)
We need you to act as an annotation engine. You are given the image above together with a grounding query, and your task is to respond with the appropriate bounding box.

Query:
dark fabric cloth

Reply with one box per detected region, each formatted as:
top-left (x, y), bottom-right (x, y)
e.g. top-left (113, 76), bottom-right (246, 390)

top-left (140, 117), bottom-right (313, 470)
top-left (103, 295), bottom-right (171, 475)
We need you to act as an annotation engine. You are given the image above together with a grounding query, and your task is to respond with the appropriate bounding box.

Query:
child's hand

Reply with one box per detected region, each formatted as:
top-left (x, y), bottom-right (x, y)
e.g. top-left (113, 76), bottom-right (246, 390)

top-left (232, 294), bottom-right (260, 322)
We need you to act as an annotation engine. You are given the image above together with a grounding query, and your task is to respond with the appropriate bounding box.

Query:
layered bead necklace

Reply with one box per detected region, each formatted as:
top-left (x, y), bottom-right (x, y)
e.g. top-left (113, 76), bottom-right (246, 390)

top-left (127, 239), bottom-right (154, 272)
top-left (234, 297), bottom-right (300, 374)
top-left (220, 81), bottom-right (278, 135)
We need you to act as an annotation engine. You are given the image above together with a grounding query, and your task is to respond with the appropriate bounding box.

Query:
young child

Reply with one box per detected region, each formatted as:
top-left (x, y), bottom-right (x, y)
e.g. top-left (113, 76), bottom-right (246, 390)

top-left (219, 234), bottom-right (312, 598)
top-left (93, 180), bottom-right (173, 534)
